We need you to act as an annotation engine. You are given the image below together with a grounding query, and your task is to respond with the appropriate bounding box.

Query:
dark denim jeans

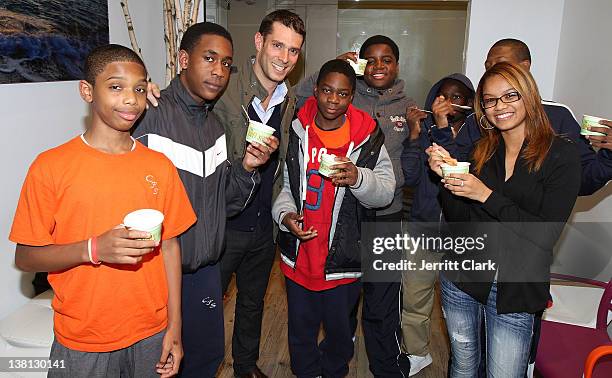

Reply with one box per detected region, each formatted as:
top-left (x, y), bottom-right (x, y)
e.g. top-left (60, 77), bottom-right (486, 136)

top-left (441, 275), bottom-right (534, 378)
top-left (220, 221), bottom-right (275, 375)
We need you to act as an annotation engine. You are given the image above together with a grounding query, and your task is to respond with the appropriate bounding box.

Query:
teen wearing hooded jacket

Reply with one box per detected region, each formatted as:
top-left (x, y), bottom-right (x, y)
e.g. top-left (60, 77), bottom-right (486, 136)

top-left (400, 73), bottom-right (475, 374)
top-left (273, 59), bottom-right (395, 378)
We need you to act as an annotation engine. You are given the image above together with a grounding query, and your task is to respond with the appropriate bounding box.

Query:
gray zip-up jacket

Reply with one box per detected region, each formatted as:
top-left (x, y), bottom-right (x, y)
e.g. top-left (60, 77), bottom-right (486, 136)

top-left (295, 75), bottom-right (415, 216)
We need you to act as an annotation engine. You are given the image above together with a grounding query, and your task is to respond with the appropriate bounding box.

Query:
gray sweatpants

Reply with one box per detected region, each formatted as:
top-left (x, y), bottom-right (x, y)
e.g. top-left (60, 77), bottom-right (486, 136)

top-left (47, 330), bottom-right (164, 377)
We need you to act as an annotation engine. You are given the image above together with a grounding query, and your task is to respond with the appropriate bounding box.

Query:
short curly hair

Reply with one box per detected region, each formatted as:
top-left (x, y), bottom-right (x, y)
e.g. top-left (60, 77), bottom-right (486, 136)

top-left (359, 35), bottom-right (399, 62)
top-left (316, 59), bottom-right (356, 93)
top-left (179, 22), bottom-right (233, 53)
top-left (84, 44), bottom-right (146, 85)
top-left (490, 38), bottom-right (531, 63)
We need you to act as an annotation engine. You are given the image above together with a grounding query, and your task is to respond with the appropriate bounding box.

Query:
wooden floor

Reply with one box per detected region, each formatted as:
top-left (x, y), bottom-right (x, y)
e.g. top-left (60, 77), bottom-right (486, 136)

top-left (217, 253), bottom-right (450, 377)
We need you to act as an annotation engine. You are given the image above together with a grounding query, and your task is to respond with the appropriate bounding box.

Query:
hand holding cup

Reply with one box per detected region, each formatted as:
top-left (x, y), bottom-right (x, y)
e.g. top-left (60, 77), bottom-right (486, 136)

top-left (96, 225), bottom-right (159, 265)
top-left (442, 172), bottom-right (492, 203)
top-left (95, 209), bottom-right (164, 265)
top-left (335, 51), bottom-right (367, 75)
top-left (243, 135), bottom-right (279, 172)
top-left (584, 117), bottom-right (612, 151)
top-left (330, 156), bottom-right (358, 187)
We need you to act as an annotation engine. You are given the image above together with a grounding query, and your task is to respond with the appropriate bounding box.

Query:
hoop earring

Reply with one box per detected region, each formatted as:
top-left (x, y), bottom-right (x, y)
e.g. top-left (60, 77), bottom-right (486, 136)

top-left (479, 115), bottom-right (495, 130)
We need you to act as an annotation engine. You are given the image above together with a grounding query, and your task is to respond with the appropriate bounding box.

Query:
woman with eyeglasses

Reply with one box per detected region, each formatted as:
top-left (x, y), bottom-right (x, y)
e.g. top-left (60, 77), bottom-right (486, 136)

top-left (426, 62), bottom-right (581, 377)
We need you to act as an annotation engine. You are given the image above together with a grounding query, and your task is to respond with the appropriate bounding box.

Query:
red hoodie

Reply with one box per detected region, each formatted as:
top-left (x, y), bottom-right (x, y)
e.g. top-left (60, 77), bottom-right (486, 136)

top-left (281, 97), bottom-right (376, 291)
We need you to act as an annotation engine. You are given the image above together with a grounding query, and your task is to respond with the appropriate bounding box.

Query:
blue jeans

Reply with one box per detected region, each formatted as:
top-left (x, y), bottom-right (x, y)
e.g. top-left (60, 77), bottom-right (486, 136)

top-left (441, 275), bottom-right (534, 378)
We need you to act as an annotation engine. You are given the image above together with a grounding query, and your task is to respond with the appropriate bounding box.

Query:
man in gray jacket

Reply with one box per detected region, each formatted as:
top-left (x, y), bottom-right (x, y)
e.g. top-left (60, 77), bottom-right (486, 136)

top-left (295, 35), bottom-right (416, 377)
top-left (213, 10), bottom-right (305, 378)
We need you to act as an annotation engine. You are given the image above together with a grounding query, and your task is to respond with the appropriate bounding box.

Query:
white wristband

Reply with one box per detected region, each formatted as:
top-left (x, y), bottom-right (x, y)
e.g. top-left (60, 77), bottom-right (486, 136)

top-left (87, 237), bottom-right (95, 265)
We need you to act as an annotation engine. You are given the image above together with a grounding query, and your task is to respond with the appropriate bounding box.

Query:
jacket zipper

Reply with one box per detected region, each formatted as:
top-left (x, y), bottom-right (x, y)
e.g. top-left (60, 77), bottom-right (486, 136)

top-left (325, 144), bottom-right (365, 277)
top-left (292, 139), bottom-right (305, 271)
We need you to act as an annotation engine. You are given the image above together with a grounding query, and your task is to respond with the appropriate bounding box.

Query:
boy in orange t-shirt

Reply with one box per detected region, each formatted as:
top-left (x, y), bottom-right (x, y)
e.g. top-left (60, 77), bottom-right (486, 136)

top-left (9, 45), bottom-right (196, 378)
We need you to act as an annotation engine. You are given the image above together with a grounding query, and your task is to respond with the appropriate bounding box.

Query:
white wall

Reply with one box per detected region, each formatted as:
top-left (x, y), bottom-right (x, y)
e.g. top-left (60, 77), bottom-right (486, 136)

top-left (299, 0), bottom-right (338, 82)
top-left (549, 0), bottom-right (612, 281)
top-left (0, 0), bottom-right (165, 318)
top-left (465, 0), bottom-right (565, 98)
top-left (227, 1), bottom-right (267, 68)
top-left (553, 0), bottom-right (612, 121)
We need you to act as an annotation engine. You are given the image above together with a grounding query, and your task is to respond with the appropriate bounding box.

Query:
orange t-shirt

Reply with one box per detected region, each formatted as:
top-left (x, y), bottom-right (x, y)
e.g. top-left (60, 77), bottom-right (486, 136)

top-left (312, 117), bottom-right (350, 149)
top-left (9, 136), bottom-right (196, 352)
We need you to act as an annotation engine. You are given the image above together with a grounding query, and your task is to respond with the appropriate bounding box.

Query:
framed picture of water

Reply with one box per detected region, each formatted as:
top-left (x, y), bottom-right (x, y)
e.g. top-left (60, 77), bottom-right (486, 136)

top-left (0, 0), bottom-right (109, 84)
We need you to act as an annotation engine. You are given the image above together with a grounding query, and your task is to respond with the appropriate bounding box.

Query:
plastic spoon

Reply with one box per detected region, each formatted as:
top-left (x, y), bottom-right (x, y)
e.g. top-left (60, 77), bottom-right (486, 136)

top-left (435, 150), bottom-right (458, 166)
top-left (451, 103), bottom-right (473, 111)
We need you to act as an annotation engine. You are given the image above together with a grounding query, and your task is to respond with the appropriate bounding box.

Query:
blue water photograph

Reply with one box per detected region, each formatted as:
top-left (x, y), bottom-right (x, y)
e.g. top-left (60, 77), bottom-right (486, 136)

top-left (0, 0), bottom-right (109, 84)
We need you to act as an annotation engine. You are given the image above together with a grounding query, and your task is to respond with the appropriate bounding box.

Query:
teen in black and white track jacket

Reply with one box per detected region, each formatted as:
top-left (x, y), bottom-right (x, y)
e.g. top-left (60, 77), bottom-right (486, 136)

top-left (133, 77), bottom-right (260, 272)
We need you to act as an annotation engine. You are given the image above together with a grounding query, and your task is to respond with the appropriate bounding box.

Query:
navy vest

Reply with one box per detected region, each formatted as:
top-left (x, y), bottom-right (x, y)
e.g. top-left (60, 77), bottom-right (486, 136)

top-left (226, 103), bottom-right (282, 231)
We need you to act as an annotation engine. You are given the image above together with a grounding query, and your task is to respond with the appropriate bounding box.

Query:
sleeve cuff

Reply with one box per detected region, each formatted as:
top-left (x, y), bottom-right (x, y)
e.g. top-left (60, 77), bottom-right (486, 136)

top-left (599, 147), bottom-right (612, 161)
top-left (232, 158), bottom-right (258, 178)
top-left (481, 190), bottom-right (507, 218)
top-left (350, 169), bottom-right (364, 190)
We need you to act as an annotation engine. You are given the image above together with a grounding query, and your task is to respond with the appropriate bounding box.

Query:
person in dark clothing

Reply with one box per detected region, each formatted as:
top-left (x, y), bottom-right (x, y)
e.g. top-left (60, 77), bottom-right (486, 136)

top-left (404, 74), bottom-right (475, 226)
top-left (132, 23), bottom-right (278, 377)
top-left (400, 73), bottom-right (475, 375)
top-left (427, 62), bottom-right (581, 377)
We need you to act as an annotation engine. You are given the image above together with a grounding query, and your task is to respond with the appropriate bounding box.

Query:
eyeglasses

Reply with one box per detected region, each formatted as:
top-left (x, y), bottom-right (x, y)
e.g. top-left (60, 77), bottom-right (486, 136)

top-left (481, 91), bottom-right (521, 109)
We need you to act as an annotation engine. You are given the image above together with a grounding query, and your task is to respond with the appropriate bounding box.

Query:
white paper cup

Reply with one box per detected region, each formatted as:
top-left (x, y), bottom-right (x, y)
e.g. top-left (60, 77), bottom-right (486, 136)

top-left (319, 153), bottom-right (339, 177)
top-left (441, 162), bottom-right (470, 177)
top-left (246, 120), bottom-right (275, 145)
top-left (581, 115), bottom-right (610, 136)
top-left (123, 209), bottom-right (164, 242)
top-left (348, 58), bottom-right (368, 76)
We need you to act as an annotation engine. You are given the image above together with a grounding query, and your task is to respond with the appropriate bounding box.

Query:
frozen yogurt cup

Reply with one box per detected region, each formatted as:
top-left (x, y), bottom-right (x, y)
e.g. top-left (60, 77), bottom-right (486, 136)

top-left (581, 115), bottom-right (609, 136)
top-left (441, 162), bottom-right (470, 177)
top-left (246, 120), bottom-right (275, 145)
top-left (348, 58), bottom-right (368, 76)
top-left (123, 209), bottom-right (164, 242)
top-left (319, 153), bottom-right (340, 177)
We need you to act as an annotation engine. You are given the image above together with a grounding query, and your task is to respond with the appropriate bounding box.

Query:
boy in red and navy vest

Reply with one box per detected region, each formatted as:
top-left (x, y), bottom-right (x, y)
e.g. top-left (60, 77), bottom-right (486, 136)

top-left (272, 59), bottom-right (395, 377)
